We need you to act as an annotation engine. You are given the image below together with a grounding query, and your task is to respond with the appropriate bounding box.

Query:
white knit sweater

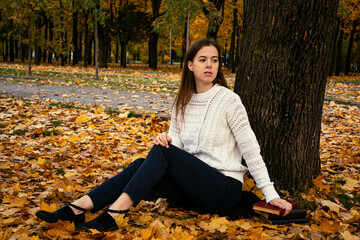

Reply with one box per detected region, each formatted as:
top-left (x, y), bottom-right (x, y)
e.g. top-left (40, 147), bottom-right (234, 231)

top-left (168, 84), bottom-right (280, 203)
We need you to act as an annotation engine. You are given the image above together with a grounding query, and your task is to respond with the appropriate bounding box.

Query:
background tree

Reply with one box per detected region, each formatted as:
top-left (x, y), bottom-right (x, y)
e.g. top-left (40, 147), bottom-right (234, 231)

top-left (234, 0), bottom-right (339, 192)
top-left (116, 4), bottom-right (151, 67)
top-left (148, 0), bottom-right (162, 70)
top-left (202, 0), bottom-right (224, 39)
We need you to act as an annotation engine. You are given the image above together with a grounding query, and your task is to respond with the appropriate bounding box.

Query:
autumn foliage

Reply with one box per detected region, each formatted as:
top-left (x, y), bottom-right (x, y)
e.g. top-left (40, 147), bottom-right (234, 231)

top-left (0, 68), bottom-right (359, 238)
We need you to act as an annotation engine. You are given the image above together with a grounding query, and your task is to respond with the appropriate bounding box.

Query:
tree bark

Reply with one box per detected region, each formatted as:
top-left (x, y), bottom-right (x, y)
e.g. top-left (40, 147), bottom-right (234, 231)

top-left (345, 20), bottom-right (358, 75)
top-left (98, 21), bottom-right (107, 68)
top-left (335, 29), bottom-right (343, 76)
top-left (148, 0), bottom-right (162, 70)
top-left (234, 0), bottom-right (339, 192)
top-left (72, 0), bottom-right (79, 65)
top-left (120, 37), bottom-right (127, 68)
top-left (329, 20), bottom-right (339, 76)
top-left (43, 16), bottom-right (48, 62)
top-left (84, 10), bottom-right (89, 67)
top-left (48, 20), bottom-right (54, 63)
top-left (229, 4), bottom-right (238, 73)
top-left (35, 15), bottom-right (42, 65)
top-left (149, 31), bottom-right (159, 69)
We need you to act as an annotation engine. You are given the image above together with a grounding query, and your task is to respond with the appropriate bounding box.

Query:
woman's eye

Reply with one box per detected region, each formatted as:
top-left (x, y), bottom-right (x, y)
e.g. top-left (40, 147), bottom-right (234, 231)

top-left (199, 59), bottom-right (205, 62)
top-left (212, 59), bottom-right (218, 63)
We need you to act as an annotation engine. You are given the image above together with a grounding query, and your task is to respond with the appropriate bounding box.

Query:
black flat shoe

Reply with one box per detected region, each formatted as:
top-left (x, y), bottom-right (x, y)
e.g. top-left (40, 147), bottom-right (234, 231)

top-left (36, 203), bottom-right (86, 224)
top-left (77, 209), bottom-right (129, 232)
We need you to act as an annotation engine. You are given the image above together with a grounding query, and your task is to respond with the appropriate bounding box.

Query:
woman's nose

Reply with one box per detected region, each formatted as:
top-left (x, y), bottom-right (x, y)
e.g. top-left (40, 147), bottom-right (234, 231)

top-left (205, 60), bottom-right (212, 68)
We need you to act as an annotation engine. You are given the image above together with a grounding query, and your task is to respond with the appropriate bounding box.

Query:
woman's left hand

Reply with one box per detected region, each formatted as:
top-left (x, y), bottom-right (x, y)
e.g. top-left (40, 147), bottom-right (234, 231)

top-left (268, 198), bottom-right (293, 216)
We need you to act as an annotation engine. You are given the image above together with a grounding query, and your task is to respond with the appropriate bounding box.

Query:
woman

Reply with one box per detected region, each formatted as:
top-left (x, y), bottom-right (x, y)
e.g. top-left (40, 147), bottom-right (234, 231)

top-left (36, 38), bottom-right (292, 232)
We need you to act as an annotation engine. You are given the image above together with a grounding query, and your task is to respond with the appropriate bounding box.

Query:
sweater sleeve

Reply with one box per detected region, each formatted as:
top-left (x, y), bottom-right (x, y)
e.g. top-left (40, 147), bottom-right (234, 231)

top-left (168, 109), bottom-right (184, 149)
top-left (226, 95), bottom-right (280, 203)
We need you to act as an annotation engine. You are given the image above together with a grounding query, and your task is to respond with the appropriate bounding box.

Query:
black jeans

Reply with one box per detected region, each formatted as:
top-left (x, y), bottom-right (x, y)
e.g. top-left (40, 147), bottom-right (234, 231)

top-left (87, 144), bottom-right (243, 212)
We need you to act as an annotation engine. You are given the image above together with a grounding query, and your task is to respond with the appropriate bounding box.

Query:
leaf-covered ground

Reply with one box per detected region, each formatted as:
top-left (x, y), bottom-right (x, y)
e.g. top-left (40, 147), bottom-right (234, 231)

top-left (0, 63), bottom-right (359, 239)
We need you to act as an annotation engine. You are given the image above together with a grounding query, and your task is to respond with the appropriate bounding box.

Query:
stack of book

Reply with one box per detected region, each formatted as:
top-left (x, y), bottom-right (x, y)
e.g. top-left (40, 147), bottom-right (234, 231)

top-left (253, 200), bottom-right (308, 225)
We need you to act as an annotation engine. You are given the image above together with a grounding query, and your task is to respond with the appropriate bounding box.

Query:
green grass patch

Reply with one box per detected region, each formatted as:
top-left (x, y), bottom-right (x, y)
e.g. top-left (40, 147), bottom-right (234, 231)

top-left (336, 193), bottom-right (360, 210)
top-left (105, 108), bottom-right (119, 115)
top-left (13, 129), bottom-right (27, 135)
top-left (128, 111), bottom-right (141, 118)
top-left (51, 120), bottom-right (62, 127)
top-left (49, 102), bottom-right (88, 110)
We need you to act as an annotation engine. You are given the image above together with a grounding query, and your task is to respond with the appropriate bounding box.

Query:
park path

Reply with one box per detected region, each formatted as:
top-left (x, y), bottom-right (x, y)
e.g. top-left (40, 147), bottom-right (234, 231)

top-left (0, 79), bottom-right (174, 118)
top-left (0, 76), bottom-right (359, 120)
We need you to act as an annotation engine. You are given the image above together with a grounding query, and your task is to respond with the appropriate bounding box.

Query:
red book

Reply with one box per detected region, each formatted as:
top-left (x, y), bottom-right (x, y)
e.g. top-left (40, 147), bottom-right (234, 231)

top-left (252, 200), bottom-right (298, 216)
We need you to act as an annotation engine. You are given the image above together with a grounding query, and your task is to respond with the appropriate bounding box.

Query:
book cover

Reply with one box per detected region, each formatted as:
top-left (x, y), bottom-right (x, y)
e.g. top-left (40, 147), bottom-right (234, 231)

top-left (252, 199), bottom-right (298, 216)
top-left (259, 216), bottom-right (309, 225)
top-left (255, 206), bottom-right (307, 220)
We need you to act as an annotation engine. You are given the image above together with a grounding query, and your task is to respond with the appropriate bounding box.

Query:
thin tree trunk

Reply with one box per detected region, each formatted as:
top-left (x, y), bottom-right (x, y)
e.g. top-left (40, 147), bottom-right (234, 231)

top-left (28, 0), bottom-right (32, 75)
top-left (345, 20), bottom-right (357, 75)
top-left (329, 20), bottom-right (339, 76)
top-left (335, 29), bottom-right (344, 76)
top-left (230, 5), bottom-right (238, 72)
top-left (120, 38), bottom-right (126, 67)
top-left (48, 20), bottom-right (54, 63)
top-left (43, 16), bottom-right (48, 62)
top-left (72, 0), bottom-right (79, 65)
top-left (84, 10), bottom-right (89, 67)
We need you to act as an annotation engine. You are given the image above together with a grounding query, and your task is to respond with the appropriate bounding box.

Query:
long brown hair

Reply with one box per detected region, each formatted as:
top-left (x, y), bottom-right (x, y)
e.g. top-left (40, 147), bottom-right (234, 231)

top-left (174, 38), bottom-right (228, 121)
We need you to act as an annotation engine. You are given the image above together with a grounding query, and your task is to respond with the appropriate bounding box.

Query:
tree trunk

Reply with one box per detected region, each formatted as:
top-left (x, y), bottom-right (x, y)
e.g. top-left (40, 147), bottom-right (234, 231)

top-left (230, 5), bottom-right (238, 73)
top-left (72, 0), bottom-right (79, 65)
top-left (335, 29), bottom-right (343, 76)
top-left (84, 10), bottom-right (89, 67)
top-left (234, 0), bottom-right (338, 192)
top-left (43, 16), bottom-right (48, 62)
top-left (115, 38), bottom-right (119, 63)
top-left (35, 15), bottom-right (41, 65)
top-left (203, 0), bottom-right (225, 39)
top-left (344, 20), bottom-right (357, 75)
top-left (149, 31), bottom-right (159, 69)
top-left (98, 21), bottom-right (107, 68)
top-left (48, 20), bottom-right (54, 63)
top-left (9, 32), bottom-right (14, 62)
top-left (120, 38), bottom-right (126, 68)
top-left (149, 0), bottom-right (162, 70)
top-left (329, 20), bottom-right (339, 76)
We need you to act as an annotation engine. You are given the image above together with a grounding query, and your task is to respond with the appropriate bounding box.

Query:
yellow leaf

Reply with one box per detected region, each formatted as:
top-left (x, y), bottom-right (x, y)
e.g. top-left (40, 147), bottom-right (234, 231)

top-left (25, 146), bottom-right (33, 152)
top-left (311, 219), bottom-right (341, 233)
top-left (12, 183), bottom-right (20, 193)
top-left (114, 214), bottom-right (129, 228)
top-left (343, 178), bottom-right (359, 191)
top-left (320, 199), bottom-right (343, 213)
top-left (79, 132), bottom-right (87, 138)
top-left (30, 236), bottom-right (40, 240)
top-left (76, 115), bottom-right (88, 124)
top-left (141, 227), bottom-right (154, 240)
top-left (59, 140), bottom-right (67, 147)
top-left (38, 157), bottom-right (45, 165)
top-left (205, 217), bottom-right (229, 233)
top-left (88, 124), bottom-right (96, 129)
top-left (151, 113), bottom-right (156, 119)
top-left (9, 197), bottom-right (30, 207)
top-left (68, 135), bottom-right (79, 142)
top-left (39, 201), bottom-right (58, 212)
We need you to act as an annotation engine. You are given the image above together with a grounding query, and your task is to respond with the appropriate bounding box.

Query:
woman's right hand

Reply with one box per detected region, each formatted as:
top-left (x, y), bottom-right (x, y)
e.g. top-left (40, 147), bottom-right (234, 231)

top-left (154, 132), bottom-right (172, 148)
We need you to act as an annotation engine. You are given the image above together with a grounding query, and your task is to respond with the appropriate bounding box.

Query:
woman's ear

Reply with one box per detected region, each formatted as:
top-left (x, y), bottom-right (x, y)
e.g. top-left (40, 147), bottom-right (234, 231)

top-left (187, 61), bottom-right (193, 71)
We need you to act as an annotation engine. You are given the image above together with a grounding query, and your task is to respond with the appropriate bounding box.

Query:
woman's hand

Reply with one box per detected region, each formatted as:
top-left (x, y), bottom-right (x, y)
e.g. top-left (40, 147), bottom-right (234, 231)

top-left (154, 132), bottom-right (172, 148)
top-left (269, 198), bottom-right (293, 216)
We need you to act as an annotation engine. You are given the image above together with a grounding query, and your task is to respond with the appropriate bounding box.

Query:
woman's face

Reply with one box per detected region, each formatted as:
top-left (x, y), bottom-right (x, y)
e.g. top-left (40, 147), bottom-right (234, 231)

top-left (188, 45), bottom-right (219, 93)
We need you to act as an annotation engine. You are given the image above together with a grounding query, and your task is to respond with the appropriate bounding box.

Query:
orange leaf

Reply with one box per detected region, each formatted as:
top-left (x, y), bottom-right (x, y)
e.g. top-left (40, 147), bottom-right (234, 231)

top-left (312, 219), bottom-right (341, 233)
